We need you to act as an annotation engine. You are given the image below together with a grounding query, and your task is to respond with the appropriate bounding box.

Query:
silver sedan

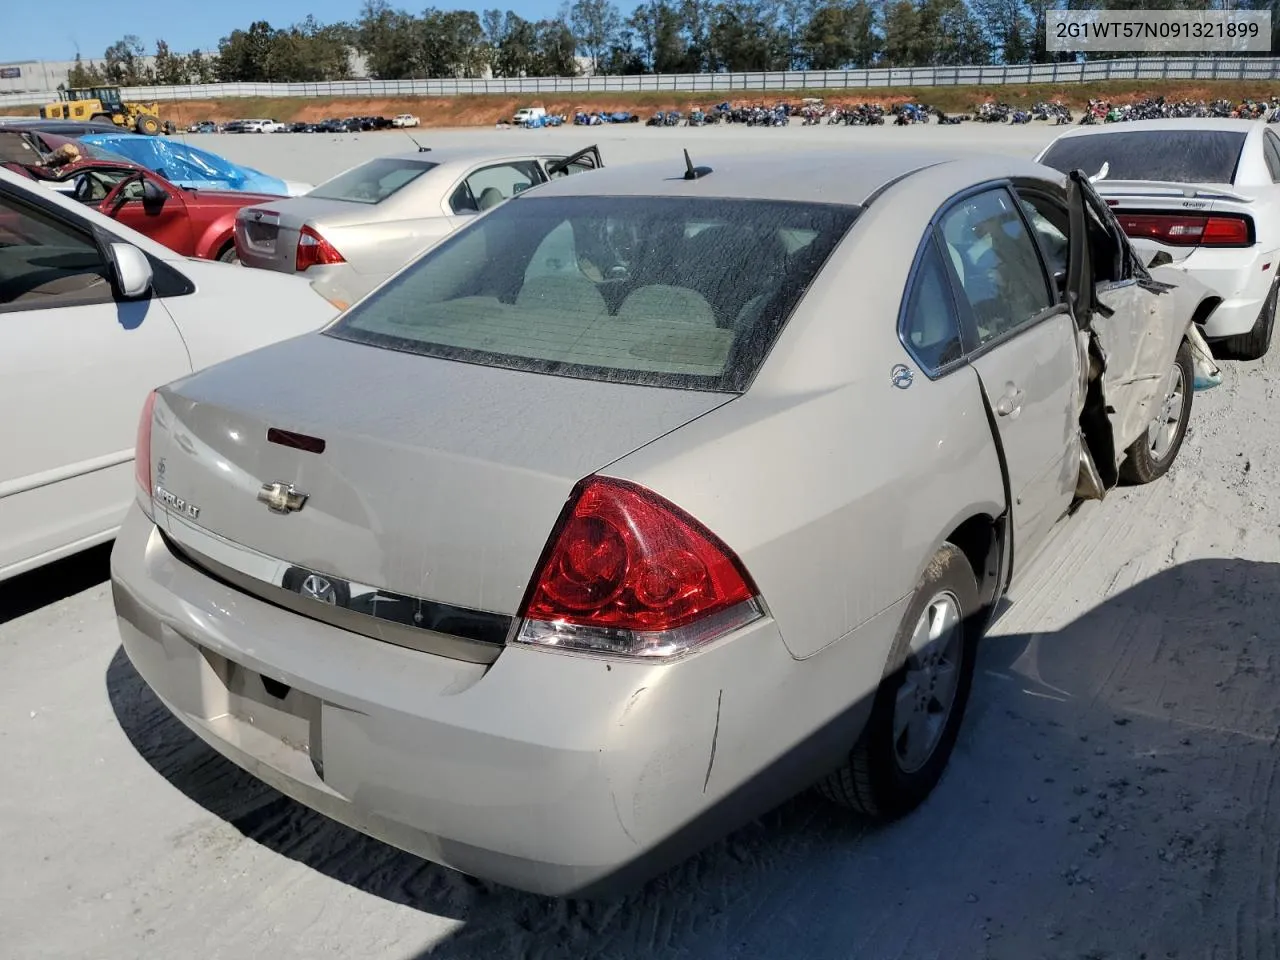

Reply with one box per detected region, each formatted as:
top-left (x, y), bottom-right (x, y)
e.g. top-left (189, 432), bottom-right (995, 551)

top-left (113, 148), bottom-right (1212, 897)
top-left (234, 144), bottom-right (603, 304)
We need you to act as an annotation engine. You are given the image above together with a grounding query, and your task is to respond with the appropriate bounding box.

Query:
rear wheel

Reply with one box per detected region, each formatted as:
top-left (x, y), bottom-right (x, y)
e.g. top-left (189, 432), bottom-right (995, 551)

top-left (1219, 281), bottom-right (1277, 361)
top-left (817, 543), bottom-right (980, 818)
top-left (1119, 339), bottom-right (1194, 485)
top-left (217, 244), bottom-right (239, 264)
top-left (135, 115), bottom-right (161, 136)
top-left (90, 113), bottom-right (113, 124)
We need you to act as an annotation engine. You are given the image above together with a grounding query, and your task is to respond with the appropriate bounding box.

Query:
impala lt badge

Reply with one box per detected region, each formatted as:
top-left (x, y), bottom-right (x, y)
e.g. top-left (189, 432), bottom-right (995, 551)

top-left (258, 481), bottom-right (309, 514)
top-left (154, 485), bottom-right (200, 520)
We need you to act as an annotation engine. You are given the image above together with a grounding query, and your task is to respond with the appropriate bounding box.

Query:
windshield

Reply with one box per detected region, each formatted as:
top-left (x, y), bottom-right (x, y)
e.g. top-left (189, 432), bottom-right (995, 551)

top-left (1039, 130), bottom-right (1247, 185)
top-left (326, 195), bottom-right (859, 392)
top-left (307, 157), bottom-right (438, 204)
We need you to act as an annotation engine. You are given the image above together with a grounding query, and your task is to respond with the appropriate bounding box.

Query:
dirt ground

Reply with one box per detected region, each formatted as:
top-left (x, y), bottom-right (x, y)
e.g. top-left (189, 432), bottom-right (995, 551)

top-left (3, 123), bottom-right (1280, 959)
top-left (7, 78), bottom-right (1276, 128)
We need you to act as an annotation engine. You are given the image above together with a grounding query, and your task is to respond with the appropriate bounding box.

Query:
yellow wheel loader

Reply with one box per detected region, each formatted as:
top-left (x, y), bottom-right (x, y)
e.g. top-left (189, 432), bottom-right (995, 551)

top-left (41, 86), bottom-right (172, 135)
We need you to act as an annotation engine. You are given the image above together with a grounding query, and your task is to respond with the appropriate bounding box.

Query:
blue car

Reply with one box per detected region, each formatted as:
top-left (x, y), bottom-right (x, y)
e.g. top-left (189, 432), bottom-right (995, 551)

top-left (77, 132), bottom-right (312, 195)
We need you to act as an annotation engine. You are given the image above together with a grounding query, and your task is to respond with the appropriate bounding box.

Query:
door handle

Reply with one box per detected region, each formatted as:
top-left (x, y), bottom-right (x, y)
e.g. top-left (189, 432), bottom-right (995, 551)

top-left (995, 386), bottom-right (1024, 418)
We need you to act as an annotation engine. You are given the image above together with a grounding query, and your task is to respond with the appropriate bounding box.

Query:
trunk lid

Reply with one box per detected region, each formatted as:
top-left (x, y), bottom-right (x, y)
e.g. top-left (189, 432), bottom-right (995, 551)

top-left (150, 332), bottom-right (731, 622)
top-left (236, 197), bottom-right (368, 272)
top-left (1093, 180), bottom-right (1256, 265)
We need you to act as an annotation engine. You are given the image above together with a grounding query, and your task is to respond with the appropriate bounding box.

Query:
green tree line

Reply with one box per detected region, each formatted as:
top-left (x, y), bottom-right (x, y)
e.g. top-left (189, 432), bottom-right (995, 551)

top-left (64, 0), bottom-right (1278, 86)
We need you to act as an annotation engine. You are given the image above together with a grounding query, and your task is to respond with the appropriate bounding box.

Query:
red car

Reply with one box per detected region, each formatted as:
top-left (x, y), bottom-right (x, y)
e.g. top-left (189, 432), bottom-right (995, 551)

top-left (4, 142), bottom-right (281, 263)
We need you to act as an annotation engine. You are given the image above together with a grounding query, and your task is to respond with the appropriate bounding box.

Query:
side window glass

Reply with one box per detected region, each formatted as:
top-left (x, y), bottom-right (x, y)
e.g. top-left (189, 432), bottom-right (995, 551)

top-left (547, 159), bottom-right (594, 180)
top-left (940, 188), bottom-right (1052, 346)
top-left (902, 239), bottom-right (964, 373)
top-left (461, 161), bottom-right (542, 212)
top-left (1015, 191), bottom-right (1069, 290)
top-left (448, 181), bottom-right (477, 214)
top-left (0, 193), bottom-right (112, 309)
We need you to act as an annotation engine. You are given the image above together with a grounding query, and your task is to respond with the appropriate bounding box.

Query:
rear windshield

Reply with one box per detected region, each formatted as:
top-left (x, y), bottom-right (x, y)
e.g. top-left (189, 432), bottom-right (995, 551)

top-left (325, 195), bottom-right (859, 392)
top-left (307, 157), bottom-right (438, 204)
top-left (1039, 130), bottom-right (1246, 185)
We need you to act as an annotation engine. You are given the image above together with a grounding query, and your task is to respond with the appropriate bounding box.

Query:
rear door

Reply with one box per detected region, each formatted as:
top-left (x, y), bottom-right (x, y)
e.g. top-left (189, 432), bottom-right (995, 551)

top-left (0, 182), bottom-right (190, 577)
top-left (939, 185), bottom-right (1081, 574)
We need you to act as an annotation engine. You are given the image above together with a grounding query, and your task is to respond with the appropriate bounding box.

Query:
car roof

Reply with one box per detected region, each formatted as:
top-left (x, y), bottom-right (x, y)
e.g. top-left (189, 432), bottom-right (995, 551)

top-left (1051, 117), bottom-right (1264, 140)
top-left (521, 149), bottom-right (1062, 206)
top-left (376, 146), bottom-right (563, 167)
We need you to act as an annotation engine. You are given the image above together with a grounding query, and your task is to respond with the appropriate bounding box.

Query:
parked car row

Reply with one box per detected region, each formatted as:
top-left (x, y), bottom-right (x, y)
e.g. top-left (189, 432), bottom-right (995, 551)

top-left (188, 115), bottom-right (421, 134)
top-left (7, 116), bottom-right (1273, 902)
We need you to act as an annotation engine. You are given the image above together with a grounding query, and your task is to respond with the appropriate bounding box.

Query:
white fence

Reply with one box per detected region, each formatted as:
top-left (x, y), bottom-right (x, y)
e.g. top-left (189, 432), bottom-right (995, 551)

top-left (5, 56), bottom-right (1280, 107)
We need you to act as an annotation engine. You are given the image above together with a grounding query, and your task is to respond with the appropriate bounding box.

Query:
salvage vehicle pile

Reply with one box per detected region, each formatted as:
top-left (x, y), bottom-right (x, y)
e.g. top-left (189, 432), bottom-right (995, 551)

top-left (561, 95), bottom-right (1280, 128)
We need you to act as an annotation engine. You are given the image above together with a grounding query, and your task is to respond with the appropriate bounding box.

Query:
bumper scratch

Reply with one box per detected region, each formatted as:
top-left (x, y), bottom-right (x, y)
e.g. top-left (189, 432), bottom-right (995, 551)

top-left (704, 688), bottom-right (723, 793)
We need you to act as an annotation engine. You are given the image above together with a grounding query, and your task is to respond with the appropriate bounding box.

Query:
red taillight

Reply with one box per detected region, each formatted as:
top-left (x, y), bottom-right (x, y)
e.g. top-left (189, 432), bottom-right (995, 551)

top-left (135, 390), bottom-right (157, 497)
top-left (517, 478), bottom-right (762, 657)
top-left (1115, 212), bottom-right (1252, 248)
top-left (295, 225), bottom-right (345, 271)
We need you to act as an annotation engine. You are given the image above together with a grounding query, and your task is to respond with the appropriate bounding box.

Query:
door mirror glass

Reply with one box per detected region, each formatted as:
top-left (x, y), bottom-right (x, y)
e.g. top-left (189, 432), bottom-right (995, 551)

top-left (108, 242), bottom-right (153, 299)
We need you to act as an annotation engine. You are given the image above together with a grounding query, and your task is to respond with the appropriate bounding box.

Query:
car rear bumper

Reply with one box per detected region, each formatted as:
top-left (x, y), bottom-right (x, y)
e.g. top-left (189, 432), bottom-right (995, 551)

top-left (1162, 245), bottom-right (1277, 339)
top-left (110, 506), bottom-right (897, 896)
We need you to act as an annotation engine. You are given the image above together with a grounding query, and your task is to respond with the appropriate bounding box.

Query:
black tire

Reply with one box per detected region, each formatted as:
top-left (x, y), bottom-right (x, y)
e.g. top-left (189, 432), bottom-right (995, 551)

top-left (817, 543), bottom-right (980, 819)
top-left (1119, 339), bottom-right (1195, 485)
top-left (90, 113), bottom-right (113, 125)
top-left (1218, 281), bottom-right (1277, 361)
top-left (136, 115), bottom-right (161, 136)
top-left (217, 244), bottom-right (239, 264)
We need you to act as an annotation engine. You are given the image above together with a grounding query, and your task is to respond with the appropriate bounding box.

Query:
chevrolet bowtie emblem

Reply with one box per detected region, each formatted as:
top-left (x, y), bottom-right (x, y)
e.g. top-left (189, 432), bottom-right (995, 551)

top-left (257, 481), bottom-right (308, 514)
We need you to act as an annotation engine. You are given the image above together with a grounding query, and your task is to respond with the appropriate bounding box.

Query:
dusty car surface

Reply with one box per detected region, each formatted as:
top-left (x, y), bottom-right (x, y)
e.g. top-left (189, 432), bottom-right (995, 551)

top-left (233, 144), bottom-right (604, 302)
top-left (1037, 118), bottom-right (1280, 360)
top-left (10, 155), bottom-right (284, 262)
top-left (0, 167), bottom-right (339, 581)
top-left (112, 149), bottom-right (1210, 897)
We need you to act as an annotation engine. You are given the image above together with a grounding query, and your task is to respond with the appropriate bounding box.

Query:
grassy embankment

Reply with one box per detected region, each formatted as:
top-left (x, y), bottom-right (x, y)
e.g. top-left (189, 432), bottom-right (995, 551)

top-left (11, 80), bottom-right (1279, 127)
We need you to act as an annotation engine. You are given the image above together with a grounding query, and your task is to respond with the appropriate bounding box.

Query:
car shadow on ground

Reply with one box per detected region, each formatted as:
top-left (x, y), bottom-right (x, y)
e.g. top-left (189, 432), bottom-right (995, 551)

top-left (107, 558), bottom-right (1280, 959)
top-left (0, 542), bottom-right (113, 626)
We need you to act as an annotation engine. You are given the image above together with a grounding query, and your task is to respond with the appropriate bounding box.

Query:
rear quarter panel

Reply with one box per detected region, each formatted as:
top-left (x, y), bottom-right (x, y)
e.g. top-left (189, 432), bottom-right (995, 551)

top-left (160, 262), bottom-right (340, 370)
top-left (190, 208), bottom-right (240, 260)
top-left (327, 216), bottom-right (457, 277)
top-left (606, 183), bottom-right (1008, 661)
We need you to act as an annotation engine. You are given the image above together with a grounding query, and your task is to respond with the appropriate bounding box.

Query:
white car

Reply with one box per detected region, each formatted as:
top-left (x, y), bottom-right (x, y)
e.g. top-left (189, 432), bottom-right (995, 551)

top-left (1038, 118), bottom-right (1280, 359)
top-left (392, 114), bottom-right (420, 128)
top-left (0, 167), bottom-right (340, 581)
top-left (512, 107), bottom-right (547, 126)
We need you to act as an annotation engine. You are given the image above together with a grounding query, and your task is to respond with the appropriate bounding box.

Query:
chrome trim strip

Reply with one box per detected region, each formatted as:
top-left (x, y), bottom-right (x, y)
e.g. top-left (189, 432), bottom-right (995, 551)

top-left (157, 509), bottom-right (509, 664)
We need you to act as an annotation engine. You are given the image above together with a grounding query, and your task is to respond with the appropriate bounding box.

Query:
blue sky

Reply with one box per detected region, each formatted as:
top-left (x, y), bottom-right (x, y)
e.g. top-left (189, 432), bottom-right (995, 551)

top-left (3, 0), bottom-right (559, 63)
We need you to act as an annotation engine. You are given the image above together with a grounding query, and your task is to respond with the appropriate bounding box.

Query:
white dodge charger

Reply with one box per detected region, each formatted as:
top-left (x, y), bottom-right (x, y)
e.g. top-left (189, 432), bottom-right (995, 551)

top-left (1038, 118), bottom-right (1280, 360)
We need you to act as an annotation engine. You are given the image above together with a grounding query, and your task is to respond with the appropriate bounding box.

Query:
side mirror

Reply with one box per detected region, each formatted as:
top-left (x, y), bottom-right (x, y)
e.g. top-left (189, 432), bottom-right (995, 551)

top-left (107, 242), bottom-right (154, 299)
top-left (141, 179), bottom-right (166, 205)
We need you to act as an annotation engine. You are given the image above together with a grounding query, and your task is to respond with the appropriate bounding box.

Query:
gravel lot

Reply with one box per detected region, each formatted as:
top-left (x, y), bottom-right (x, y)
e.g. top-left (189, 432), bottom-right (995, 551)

top-left (5, 122), bottom-right (1279, 960)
